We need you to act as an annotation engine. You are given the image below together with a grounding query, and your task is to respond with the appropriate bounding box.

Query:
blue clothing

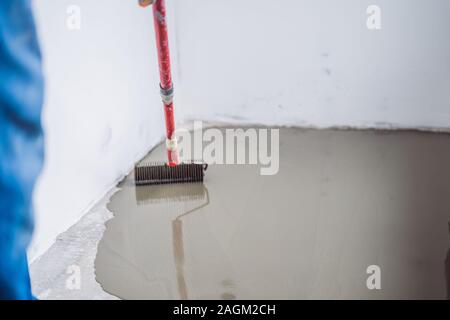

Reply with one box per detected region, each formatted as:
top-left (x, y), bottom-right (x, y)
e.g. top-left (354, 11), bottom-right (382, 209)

top-left (0, 0), bottom-right (44, 299)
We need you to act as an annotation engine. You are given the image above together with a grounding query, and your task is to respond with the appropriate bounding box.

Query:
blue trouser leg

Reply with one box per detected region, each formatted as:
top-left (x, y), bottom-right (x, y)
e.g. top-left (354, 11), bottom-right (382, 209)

top-left (0, 0), bottom-right (44, 300)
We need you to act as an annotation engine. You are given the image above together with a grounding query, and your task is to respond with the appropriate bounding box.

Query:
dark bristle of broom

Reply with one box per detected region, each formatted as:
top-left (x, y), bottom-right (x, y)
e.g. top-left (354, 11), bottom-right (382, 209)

top-left (134, 162), bottom-right (208, 186)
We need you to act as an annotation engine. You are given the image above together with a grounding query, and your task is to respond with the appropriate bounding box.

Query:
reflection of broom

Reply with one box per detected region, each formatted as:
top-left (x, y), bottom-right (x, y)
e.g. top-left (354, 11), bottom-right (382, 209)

top-left (135, 183), bottom-right (210, 299)
top-left (171, 189), bottom-right (210, 300)
top-left (135, 182), bottom-right (208, 204)
top-left (135, 0), bottom-right (207, 185)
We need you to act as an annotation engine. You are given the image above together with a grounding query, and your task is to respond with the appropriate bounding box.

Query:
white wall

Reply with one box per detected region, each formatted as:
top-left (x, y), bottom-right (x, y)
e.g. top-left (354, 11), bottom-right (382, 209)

top-left (30, 0), bottom-right (450, 260)
top-left (173, 0), bottom-right (450, 129)
top-left (30, 0), bottom-right (172, 260)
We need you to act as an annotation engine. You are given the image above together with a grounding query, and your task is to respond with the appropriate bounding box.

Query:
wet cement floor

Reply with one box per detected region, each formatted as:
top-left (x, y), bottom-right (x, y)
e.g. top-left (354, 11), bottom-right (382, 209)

top-left (95, 127), bottom-right (450, 299)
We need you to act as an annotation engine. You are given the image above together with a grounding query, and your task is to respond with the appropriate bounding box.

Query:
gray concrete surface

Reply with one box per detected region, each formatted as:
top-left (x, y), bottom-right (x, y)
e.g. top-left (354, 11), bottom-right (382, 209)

top-left (30, 191), bottom-right (118, 300)
top-left (32, 127), bottom-right (450, 299)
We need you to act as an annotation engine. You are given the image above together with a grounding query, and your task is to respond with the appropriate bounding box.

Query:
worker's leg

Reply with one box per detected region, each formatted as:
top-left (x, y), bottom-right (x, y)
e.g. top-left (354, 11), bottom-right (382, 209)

top-left (0, 0), bottom-right (44, 300)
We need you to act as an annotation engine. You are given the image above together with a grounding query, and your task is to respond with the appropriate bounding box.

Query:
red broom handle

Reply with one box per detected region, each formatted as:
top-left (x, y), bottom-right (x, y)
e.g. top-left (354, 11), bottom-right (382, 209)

top-left (152, 0), bottom-right (179, 165)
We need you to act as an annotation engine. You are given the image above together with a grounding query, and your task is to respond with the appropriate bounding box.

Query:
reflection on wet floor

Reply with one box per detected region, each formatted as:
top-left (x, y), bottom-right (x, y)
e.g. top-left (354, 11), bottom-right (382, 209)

top-left (134, 183), bottom-right (211, 299)
top-left (95, 128), bottom-right (450, 299)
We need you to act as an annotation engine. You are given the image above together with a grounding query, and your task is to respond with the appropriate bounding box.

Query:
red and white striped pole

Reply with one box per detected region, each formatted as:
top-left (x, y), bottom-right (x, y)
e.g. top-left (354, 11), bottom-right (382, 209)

top-left (143, 0), bottom-right (180, 166)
